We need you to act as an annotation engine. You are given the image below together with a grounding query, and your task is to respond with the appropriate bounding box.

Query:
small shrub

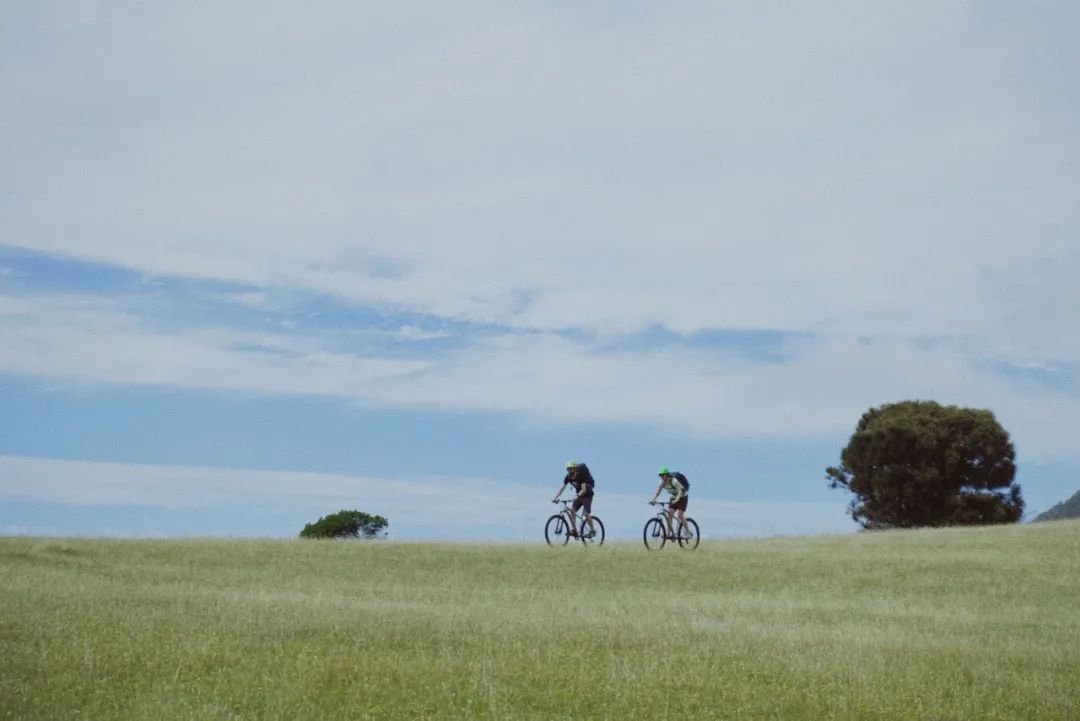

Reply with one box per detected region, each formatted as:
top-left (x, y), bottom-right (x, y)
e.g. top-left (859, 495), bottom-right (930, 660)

top-left (299, 510), bottom-right (388, 539)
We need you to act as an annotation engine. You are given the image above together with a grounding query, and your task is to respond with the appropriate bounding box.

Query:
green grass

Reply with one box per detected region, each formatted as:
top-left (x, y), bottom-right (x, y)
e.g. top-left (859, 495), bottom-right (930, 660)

top-left (2, 521), bottom-right (1079, 720)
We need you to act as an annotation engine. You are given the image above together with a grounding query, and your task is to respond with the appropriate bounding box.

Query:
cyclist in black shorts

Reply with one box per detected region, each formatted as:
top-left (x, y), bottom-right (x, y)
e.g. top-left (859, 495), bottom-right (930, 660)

top-left (552, 461), bottom-right (598, 539)
top-left (648, 466), bottom-right (691, 539)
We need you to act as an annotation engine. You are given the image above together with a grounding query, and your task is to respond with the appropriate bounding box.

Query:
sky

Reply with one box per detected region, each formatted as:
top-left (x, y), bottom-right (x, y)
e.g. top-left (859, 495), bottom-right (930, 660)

top-left (1, 2), bottom-right (1078, 541)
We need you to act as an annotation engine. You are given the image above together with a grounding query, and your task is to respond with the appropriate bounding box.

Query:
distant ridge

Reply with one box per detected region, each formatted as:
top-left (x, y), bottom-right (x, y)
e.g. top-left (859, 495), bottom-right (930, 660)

top-left (1033, 489), bottom-right (1080, 522)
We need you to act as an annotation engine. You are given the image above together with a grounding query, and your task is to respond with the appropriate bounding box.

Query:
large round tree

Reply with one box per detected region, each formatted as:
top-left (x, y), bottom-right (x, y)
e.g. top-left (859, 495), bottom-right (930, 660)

top-left (826, 401), bottom-right (1024, 529)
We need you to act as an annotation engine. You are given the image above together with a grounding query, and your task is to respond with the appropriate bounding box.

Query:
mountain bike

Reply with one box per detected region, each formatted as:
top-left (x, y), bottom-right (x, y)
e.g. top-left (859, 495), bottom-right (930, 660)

top-left (643, 501), bottom-right (700, 550)
top-left (545, 500), bottom-right (605, 546)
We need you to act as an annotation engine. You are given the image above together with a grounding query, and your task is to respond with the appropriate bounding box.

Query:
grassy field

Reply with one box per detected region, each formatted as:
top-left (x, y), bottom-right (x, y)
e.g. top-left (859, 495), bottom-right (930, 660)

top-left (2, 521), bottom-right (1078, 720)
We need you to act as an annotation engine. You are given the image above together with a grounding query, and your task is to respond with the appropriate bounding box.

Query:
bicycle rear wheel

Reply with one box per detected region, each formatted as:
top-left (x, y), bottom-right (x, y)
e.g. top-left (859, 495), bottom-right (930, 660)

top-left (579, 516), bottom-right (605, 546)
top-left (677, 518), bottom-right (700, 549)
top-left (643, 518), bottom-right (667, 550)
top-left (544, 514), bottom-right (570, 546)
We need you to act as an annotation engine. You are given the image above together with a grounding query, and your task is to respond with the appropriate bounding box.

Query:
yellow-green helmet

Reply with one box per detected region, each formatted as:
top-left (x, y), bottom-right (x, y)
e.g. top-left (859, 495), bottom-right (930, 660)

top-left (566, 461), bottom-right (578, 469)
top-left (658, 466), bottom-right (671, 476)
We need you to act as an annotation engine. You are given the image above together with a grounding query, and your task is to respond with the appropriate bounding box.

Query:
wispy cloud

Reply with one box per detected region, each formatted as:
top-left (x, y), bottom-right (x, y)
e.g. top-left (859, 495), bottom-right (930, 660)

top-left (0, 455), bottom-right (850, 540)
top-left (0, 292), bottom-right (431, 396)
top-left (0, 2), bottom-right (1077, 469)
top-left (1, 290), bottom-right (1077, 459)
top-left (389, 325), bottom-right (454, 342)
top-left (3, 3), bottom-right (1076, 343)
top-left (212, 290), bottom-right (274, 309)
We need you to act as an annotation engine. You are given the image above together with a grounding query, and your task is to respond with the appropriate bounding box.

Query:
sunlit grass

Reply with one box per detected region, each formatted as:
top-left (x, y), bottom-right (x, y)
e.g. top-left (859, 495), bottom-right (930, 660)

top-left (2, 521), bottom-right (1078, 720)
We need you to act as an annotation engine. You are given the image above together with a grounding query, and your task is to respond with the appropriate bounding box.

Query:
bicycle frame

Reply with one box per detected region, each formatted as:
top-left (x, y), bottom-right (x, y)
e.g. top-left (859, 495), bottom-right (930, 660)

top-left (644, 501), bottom-right (699, 549)
top-left (545, 499), bottom-right (604, 546)
top-left (649, 501), bottom-right (678, 532)
top-left (555, 500), bottom-right (591, 534)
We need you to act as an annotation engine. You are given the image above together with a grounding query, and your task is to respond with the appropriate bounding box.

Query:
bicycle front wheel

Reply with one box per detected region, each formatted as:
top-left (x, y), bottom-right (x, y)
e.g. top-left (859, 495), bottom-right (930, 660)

top-left (643, 518), bottom-right (667, 550)
top-left (677, 518), bottom-right (700, 550)
top-left (579, 516), bottom-right (605, 546)
top-left (545, 514), bottom-right (570, 546)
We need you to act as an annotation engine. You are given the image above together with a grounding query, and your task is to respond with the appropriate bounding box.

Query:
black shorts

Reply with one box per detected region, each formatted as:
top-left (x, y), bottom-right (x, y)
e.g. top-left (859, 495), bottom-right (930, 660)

top-left (571, 492), bottom-right (594, 515)
top-left (667, 496), bottom-right (688, 511)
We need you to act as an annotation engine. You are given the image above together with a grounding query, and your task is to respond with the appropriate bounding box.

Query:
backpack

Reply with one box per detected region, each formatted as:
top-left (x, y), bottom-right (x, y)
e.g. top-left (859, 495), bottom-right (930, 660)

top-left (565, 464), bottom-right (596, 489)
top-left (671, 472), bottom-right (689, 492)
top-left (576, 464), bottom-right (596, 488)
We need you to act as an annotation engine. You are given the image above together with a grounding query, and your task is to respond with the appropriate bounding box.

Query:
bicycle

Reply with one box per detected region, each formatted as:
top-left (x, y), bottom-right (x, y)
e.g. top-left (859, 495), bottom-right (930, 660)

top-left (643, 501), bottom-right (700, 550)
top-left (544, 500), bottom-right (605, 546)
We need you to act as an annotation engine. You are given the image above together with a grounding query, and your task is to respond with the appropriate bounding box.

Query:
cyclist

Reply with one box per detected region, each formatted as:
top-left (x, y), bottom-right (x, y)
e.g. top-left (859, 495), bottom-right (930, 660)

top-left (648, 466), bottom-right (691, 539)
top-left (552, 461), bottom-right (597, 538)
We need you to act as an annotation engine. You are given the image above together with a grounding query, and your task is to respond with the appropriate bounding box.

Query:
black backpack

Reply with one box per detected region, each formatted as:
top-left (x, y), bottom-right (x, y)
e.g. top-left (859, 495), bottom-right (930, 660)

top-left (565, 464), bottom-right (596, 489)
top-left (576, 464), bottom-right (596, 487)
top-left (671, 472), bottom-right (690, 492)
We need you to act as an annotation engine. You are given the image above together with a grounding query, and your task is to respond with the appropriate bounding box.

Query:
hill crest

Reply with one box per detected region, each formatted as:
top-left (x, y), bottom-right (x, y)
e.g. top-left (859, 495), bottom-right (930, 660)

top-left (1034, 489), bottom-right (1080, 522)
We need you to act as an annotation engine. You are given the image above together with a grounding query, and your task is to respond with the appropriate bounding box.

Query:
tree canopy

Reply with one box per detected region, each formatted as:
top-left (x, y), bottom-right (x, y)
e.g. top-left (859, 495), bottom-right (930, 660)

top-left (299, 510), bottom-right (389, 539)
top-left (826, 400), bottom-right (1024, 529)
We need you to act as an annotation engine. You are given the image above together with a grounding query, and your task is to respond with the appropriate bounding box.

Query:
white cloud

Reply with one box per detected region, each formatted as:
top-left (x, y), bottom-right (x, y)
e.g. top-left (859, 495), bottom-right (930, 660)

top-left (0, 523), bottom-right (65, 537)
top-left (0, 455), bottom-right (851, 540)
top-left (0, 293), bottom-right (431, 396)
top-left (0, 291), bottom-right (1077, 461)
top-left (389, 325), bottom-right (454, 342)
top-left (0, 4), bottom-right (1078, 463)
top-left (213, 290), bottom-right (273, 309)
top-left (2, 2), bottom-right (1076, 351)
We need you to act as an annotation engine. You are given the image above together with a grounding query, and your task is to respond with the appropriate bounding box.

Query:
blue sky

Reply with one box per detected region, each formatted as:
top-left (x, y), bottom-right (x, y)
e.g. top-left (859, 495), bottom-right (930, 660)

top-left (2, 2), bottom-right (1078, 540)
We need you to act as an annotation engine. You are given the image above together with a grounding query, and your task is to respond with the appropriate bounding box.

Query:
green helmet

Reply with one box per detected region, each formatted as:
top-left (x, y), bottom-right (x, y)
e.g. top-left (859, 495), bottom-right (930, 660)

top-left (657, 466), bottom-right (671, 476)
top-left (566, 461), bottom-right (578, 469)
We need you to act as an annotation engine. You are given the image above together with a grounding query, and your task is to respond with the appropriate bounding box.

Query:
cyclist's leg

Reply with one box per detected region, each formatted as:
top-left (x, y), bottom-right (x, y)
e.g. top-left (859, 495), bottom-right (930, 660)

top-left (664, 505), bottom-right (676, 536)
top-left (568, 496), bottom-right (583, 535)
top-left (582, 493), bottom-right (596, 536)
top-left (674, 497), bottom-right (691, 537)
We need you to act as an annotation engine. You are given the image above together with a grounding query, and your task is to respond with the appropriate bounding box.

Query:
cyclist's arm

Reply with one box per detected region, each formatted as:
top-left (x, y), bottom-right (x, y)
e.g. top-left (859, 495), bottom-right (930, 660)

top-left (672, 484), bottom-right (683, 503)
top-left (648, 483), bottom-right (663, 504)
top-left (552, 481), bottom-right (568, 503)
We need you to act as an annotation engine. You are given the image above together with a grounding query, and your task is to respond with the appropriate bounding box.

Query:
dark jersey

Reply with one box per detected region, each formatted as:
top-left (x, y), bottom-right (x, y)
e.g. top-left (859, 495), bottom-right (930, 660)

top-left (564, 464), bottom-right (596, 494)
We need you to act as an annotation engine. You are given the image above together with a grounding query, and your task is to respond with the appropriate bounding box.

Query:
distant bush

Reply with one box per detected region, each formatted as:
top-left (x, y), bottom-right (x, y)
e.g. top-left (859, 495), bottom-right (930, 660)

top-left (300, 510), bottom-right (388, 539)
